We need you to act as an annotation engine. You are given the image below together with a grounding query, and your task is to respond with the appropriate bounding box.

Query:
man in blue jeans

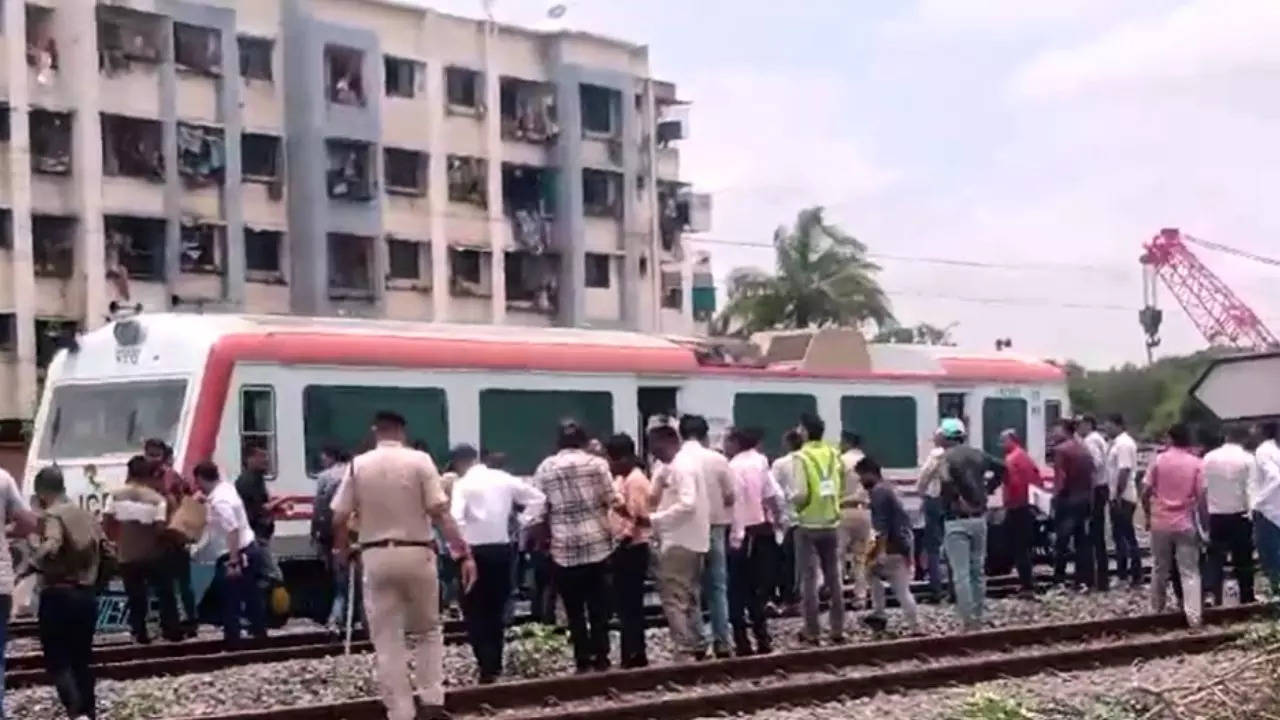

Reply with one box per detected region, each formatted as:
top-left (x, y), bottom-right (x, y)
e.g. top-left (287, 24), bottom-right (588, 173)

top-left (195, 461), bottom-right (267, 646)
top-left (677, 415), bottom-right (735, 658)
top-left (0, 467), bottom-right (38, 718)
top-left (937, 419), bottom-right (1003, 631)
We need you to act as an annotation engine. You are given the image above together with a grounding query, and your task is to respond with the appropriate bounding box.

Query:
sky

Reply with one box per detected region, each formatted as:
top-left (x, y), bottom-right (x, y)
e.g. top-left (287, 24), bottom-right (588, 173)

top-left (417, 0), bottom-right (1280, 370)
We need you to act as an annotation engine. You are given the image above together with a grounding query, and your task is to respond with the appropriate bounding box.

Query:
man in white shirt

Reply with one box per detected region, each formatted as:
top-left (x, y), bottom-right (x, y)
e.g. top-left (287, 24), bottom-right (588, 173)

top-left (1252, 421), bottom-right (1280, 598)
top-left (1103, 414), bottom-right (1142, 588)
top-left (1079, 415), bottom-right (1111, 590)
top-left (449, 444), bottom-right (545, 683)
top-left (648, 424), bottom-right (710, 661)
top-left (1201, 425), bottom-right (1257, 606)
top-left (194, 461), bottom-right (266, 646)
top-left (676, 415), bottom-right (735, 658)
top-left (770, 429), bottom-right (804, 611)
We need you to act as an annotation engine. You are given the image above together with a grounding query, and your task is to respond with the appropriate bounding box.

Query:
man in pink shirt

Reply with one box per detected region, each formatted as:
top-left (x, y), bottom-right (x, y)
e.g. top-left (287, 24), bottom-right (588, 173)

top-left (1143, 423), bottom-right (1207, 627)
top-left (725, 428), bottom-right (785, 656)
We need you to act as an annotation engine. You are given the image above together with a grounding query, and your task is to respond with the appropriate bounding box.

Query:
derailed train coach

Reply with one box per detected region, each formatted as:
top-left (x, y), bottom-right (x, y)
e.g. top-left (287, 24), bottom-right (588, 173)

top-left (23, 312), bottom-right (1068, 620)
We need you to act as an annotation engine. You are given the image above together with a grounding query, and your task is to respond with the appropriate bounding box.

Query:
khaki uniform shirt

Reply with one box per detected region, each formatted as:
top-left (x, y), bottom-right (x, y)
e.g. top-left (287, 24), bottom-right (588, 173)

top-left (332, 440), bottom-right (448, 546)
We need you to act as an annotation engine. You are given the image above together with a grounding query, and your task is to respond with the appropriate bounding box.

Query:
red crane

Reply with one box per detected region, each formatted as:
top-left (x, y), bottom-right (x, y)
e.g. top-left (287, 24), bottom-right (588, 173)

top-left (1140, 228), bottom-right (1279, 363)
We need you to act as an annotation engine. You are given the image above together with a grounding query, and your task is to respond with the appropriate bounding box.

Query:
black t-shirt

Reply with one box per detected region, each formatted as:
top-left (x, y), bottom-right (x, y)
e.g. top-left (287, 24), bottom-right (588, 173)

top-left (236, 470), bottom-right (274, 540)
top-left (941, 445), bottom-right (1003, 520)
top-left (869, 480), bottom-right (913, 557)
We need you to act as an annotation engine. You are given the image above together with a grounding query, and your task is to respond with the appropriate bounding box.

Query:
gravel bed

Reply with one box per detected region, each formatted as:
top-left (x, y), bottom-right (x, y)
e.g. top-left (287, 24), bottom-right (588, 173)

top-left (716, 630), bottom-right (1276, 719)
top-left (0, 587), bottom-right (1257, 719)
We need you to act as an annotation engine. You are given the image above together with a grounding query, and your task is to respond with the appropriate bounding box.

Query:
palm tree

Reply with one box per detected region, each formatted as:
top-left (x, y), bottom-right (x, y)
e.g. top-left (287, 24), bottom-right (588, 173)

top-left (714, 207), bottom-right (894, 335)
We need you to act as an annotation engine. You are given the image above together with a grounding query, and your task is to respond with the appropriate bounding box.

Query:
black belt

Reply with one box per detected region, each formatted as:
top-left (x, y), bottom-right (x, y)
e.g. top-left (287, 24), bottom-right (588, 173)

top-left (359, 539), bottom-right (437, 552)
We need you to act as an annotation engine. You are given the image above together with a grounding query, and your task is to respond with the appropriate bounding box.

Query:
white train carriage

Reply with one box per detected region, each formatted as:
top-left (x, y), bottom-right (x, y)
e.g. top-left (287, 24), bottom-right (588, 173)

top-left (24, 312), bottom-right (1067, 617)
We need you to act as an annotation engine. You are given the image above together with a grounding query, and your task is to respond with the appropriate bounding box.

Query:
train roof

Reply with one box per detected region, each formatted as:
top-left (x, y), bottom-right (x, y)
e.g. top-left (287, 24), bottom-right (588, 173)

top-left (79, 313), bottom-right (1066, 384)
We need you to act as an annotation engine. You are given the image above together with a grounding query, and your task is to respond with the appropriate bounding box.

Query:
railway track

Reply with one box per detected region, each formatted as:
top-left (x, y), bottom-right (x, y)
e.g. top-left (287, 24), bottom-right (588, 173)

top-left (6, 568), bottom-right (1146, 688)
top-left (164, 603), bottom-right (1272, 720)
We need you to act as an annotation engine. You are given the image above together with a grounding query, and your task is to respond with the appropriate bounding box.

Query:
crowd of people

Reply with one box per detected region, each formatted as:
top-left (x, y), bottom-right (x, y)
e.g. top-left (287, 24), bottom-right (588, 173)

top-left (1, 408), bottom-right (1279, 720)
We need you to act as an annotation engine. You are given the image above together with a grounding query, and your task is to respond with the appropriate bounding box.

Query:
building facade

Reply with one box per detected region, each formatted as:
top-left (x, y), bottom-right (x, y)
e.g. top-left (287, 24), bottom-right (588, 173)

top-left (0, 0), bottom-right (708, 433)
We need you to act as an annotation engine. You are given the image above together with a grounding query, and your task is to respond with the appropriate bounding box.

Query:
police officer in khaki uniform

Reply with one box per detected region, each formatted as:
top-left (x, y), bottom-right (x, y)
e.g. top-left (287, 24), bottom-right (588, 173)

top-left (332, 411), bottom-right (476, 720)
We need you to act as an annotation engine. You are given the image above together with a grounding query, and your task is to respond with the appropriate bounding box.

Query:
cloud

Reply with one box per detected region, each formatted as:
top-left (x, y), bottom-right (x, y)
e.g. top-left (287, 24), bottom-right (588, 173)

top-left (907, 0), bottom-right (1115, 30)
top-left (1013, 0), bottom-right (1280, 100)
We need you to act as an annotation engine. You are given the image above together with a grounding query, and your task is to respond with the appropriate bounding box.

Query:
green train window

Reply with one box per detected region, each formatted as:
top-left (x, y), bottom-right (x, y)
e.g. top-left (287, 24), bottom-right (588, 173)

top-left (841, 395), bottom-right (918, 468)
top-left (302, 385), bottom-right (449, 472)
top-left (733, 392), bottom-right (817, 459)
top-left (480, 389), bottom-right (614, 475)
top-left (983, 397), bottom-right (1027, 458)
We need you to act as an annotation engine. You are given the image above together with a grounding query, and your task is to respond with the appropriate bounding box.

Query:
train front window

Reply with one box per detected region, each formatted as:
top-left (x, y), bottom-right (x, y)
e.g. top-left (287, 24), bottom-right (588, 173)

top-left (38, 380), bottom-right (187, 460)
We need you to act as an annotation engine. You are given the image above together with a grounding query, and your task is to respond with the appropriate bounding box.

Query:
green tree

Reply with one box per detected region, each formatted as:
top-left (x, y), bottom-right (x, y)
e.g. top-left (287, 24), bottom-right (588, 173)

top-left (714, 207), bottom-right (894, 336)
top-left (1064, 351), bottom-right (1222, 440)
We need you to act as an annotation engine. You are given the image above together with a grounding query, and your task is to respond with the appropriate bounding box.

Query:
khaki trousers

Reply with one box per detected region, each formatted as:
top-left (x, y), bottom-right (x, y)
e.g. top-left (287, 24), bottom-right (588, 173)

top-left (363, 546), bottom-right (443, 720)
top-left (839, 508), bottom-right (871, 604)
top-left (656, 545), bottom-right (704, 657)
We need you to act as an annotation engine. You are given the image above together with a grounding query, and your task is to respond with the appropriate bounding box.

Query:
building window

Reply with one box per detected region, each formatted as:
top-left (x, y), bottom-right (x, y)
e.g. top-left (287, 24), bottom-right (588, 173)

top-left (500, 77), bottom-right (557, 143)
top-left (30, 110), bottom-right (72, 175)
top-left (327, 233), bottom-right (374, 296)
top-left (384, 56), bottom-right (420, 98)
top-left (447, 155), bottom-right (487, 207)
top-left (445, 66), bottom-right (482, 112)
top-left (582, 169), bottom-right (622, 218)
top-left (245, 228), bottom-right (283, 277)
top-left (384, 148), bottom-right (427, 196)
top-left (326, 140), bottom-right (375, 201)
top-left (26, 5), bottom-right (58, 77)
top-left (242, 133), bottom-right (281, 182)
top-left (105, 215), bottom-right (166, 281)
top-left (580, 84), bottom-right (619, 136)
top-left (387, 238), bottom-right (421, 281)
top-left (449, 248), bottom-right (489, 297)
top-left (661, 270), bottom-right (682, 310)
top-left (173, 23), bottom-right (222, 76)
top-left (325, 44), bottom-right (364, 106)
top-left (177, 123), bottom-right (225, 188)
top-left (0, 209), bottom-right (11, 249)
top-left (101, 114), bottom-right (164, 181)
top-left (0, 105), bottom-right (10, 142)
top-left (585, 253), bottom-right (611, 289)
top-left (0, 314), bottom-right (14, 352)
top-left (32, 216), bottom-right (75, 278)
top-left (179, 223), bottom-right (224, 274)
top-left (240, 385), bottom-right (277, 476)
top-left (505, 251), bottom-right (559, 312)
top-left (97, 8), bottom-right (163, 73)
top-left (238, 36), bottom-right (273, 81)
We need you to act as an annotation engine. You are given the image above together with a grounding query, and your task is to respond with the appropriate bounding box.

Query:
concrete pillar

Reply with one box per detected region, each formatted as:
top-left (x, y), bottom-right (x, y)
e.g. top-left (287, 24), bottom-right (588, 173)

top-left (483, 20), bottom-right (506, 323)
top-left (423, 12), bottom-right (449, 321)
top-left (67, 0), bottom-right (108, 329)
top-left (6, 0), bottom-right (36, 417)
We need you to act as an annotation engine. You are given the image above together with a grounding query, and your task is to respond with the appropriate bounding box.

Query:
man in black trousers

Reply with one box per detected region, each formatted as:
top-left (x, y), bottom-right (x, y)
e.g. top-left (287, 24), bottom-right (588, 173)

top-left (448, 444), bottom-right (546, 683)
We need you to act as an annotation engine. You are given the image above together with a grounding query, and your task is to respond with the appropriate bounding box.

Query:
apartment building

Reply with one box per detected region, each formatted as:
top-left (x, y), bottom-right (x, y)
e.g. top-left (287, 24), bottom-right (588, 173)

top-left (0, 0), bottom-right (710, 436)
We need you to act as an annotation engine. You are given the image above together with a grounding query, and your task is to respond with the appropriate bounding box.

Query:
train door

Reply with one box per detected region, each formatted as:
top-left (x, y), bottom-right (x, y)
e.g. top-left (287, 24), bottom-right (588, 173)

top-left (637, 386), bottom-right (679, 457)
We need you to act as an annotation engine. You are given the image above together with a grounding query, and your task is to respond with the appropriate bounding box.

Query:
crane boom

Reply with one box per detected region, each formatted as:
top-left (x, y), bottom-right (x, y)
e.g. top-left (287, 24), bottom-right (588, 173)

top-left (1140, 228), bottom-right (1279, 362)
